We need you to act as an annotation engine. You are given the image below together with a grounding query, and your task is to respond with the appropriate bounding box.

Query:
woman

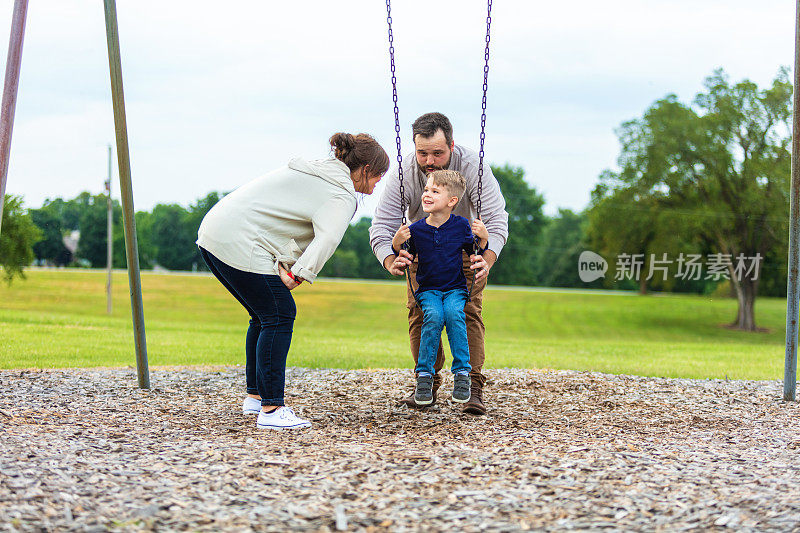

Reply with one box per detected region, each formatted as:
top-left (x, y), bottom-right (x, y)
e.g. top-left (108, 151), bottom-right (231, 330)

top-left (197, 133), bottom-right (389, 430)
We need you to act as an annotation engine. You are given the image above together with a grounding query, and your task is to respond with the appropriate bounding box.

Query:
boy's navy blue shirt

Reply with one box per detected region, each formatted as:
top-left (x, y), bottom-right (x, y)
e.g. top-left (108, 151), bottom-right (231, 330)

top-left (397, 214), bottom-right (483, 293)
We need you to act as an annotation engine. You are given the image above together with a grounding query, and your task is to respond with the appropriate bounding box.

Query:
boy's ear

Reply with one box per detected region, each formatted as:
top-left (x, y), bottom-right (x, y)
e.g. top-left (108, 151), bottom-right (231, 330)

top-left (447, 196), bottom-right (459, 208)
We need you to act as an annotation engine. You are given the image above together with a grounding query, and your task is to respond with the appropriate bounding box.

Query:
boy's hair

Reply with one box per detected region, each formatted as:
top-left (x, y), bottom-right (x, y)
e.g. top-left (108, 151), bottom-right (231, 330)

top-left (429, 170), bottom-right (466, 205)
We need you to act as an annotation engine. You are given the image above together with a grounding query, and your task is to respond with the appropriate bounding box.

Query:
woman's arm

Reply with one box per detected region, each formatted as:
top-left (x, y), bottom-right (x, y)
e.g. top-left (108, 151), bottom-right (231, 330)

top-left (290, 194), bottom-right (356, 283)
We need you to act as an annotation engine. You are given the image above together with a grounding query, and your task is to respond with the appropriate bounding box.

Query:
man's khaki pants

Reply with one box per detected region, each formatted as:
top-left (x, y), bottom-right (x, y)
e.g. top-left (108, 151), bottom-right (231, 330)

top-left (406, 253), bottom-right (487, 388)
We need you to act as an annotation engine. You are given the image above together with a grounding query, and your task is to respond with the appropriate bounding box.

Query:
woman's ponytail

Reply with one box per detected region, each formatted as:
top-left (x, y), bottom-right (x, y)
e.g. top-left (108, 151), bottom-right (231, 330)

top-left (329, 132), bottom-right (390, 177)
top-left (329, 133), bottom-right (357, 164)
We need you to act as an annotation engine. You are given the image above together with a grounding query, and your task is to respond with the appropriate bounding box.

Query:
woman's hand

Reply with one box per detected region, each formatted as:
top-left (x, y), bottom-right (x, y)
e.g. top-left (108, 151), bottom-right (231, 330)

top-left (278, 264), bottom-right (302, 290)
top-left (392, 225), bottom-right (411, 252)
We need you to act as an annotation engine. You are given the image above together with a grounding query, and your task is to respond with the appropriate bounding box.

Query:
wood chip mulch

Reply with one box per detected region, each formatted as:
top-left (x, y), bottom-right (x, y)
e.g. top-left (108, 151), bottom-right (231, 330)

top-left (1, 366), bottom-right (799, 532)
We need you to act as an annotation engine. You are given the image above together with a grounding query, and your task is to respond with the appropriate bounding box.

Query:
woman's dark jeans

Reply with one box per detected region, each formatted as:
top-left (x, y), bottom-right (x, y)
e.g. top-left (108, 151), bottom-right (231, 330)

top-left (199, 247), bottom-right (295, 406)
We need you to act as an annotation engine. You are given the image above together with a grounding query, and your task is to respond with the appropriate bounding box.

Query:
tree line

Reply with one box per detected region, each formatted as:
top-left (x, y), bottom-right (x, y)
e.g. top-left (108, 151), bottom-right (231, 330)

top-left (4, 163), bottom-right (595, 288)
top-left (16, 190), bottom-right (222, 272)
top-left (0, 68), bottom-right (791, 330)
top-left (3, 165), bottom-right (564, 286)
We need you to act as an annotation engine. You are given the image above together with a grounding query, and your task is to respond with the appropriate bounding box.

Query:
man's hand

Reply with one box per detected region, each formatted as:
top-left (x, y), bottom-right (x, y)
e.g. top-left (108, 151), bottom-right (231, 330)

top-left (470, 249), bottom-right (497, 282)
top-left (278, 264), bottom-right (302, 290)
top-left (383, 249), bottom-right (414, 276)
top-left (392, 225), bottom-right (411, 252)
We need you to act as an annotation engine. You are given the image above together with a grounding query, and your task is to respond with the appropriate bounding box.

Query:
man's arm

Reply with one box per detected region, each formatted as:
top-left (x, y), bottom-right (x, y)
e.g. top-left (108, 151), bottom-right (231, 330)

top-left (465, 163), bottom-right (509, 260)
top-left (461, 158), bottom-right (506, 281)
top-left (481, 249), bottom-right (497, 268)
top-left (369, 164), bottom-right (406, 270)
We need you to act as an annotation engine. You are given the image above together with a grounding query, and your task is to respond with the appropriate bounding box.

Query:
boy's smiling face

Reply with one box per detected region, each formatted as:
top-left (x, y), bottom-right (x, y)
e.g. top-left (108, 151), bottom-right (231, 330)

top-left (421, 176), bottom-right (459, 214)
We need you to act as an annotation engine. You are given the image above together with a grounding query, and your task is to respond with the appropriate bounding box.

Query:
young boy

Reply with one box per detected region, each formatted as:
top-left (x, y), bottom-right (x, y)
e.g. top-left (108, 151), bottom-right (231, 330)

top-left (392, 170), bottom-right (488, 405)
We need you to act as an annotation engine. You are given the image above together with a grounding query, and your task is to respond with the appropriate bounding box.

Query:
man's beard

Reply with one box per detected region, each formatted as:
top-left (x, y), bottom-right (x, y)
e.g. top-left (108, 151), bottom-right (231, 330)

top-left (416, 154), bottom-right (452, 176)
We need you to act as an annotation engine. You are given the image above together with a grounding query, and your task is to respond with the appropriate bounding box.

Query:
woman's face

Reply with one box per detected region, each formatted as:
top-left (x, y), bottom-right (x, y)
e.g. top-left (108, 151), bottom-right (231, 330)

top-left (356, 169), bottom-right (383, 195)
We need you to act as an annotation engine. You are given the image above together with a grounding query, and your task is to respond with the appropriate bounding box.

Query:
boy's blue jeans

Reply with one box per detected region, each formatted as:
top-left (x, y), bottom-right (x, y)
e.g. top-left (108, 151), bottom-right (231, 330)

top-left (415, 288), bottom-right (472, 376)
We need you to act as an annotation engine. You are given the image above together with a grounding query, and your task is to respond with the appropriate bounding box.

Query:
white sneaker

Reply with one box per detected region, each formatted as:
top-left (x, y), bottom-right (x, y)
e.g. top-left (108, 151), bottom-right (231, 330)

top-left (256, 407), bottom-right (311, 430)
top-left (242, 397), bottom-right (262, 415)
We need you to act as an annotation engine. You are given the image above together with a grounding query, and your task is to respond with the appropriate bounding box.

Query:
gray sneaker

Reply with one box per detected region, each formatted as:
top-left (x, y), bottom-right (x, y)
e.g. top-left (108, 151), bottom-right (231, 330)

top-left (415, 374), bottom-right (434, 405)
top-left (453, 373), bottom-right (471, 403)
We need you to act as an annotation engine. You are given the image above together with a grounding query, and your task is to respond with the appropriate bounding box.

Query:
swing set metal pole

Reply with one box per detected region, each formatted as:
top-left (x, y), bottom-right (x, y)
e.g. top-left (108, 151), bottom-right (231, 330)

top-left (106, 144), bottom-right (113, 316)
top-left (103, 0), bottom-right (149, 389)
top-left (784, 0), bottom-right (800, 402)
top-left (0, 0), bottom-right (27, 237)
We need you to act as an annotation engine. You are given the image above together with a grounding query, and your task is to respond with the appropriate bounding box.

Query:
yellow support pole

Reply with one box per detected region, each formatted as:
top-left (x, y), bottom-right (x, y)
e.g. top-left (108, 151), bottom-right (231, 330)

top-left (0, 0), bottom-right (27, 236)
top-left (103, 0), bottom-right (150, 389)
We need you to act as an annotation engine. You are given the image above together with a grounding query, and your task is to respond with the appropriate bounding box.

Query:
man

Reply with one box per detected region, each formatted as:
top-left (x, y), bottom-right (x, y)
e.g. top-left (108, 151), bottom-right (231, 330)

top-left (369, 112), bottom-right (509, 415)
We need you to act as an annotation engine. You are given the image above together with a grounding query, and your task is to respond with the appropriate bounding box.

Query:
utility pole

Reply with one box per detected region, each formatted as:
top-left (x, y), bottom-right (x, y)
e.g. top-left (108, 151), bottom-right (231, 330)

top-left (0, 0), bottom-right (27, 236)
top-left (106, 144), bottom-right (113, 315)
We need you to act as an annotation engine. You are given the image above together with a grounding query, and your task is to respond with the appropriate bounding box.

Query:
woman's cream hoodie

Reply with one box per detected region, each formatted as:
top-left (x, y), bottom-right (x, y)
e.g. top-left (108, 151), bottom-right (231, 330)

top-left (197, 157), bottom-right (356, 283)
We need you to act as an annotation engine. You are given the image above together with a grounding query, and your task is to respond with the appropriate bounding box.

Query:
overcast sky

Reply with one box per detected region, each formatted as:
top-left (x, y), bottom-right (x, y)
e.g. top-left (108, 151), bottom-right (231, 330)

top-left (0, 0), bottom-right (794, 217)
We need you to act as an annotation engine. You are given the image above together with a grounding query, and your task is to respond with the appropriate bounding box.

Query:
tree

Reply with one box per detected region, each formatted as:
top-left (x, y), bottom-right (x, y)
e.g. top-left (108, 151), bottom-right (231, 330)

top-left (489, 164), bottom-right (546, 286)
top-left (29, 206), bottom-right (71, 265)
top-left (322, 249), bottom-right (360, 278)
top-left (75, 193), bottom-right (123, 268)
top-left (146, 203), bottom-right (197, 270)
top-left (598, 69), bottom-right (791, 330)
top-left (587, 182), bottom-right (658, 293)
top-left (535, 209), bottom-right (596, 288)
top-left (587, 177), bottom-right (705, 294)
top-left (38, 195), bottom-right (85, 232)
top-left (0, 195), bottom-right (41, 282)
top-left (756, 246), bottom-right (788, 298)
top-left (143, 193), bottom-right (226, 271)
top-left (127, 210), bottom-right (155, 269)
top-left (29, 194), bottom-right (99, 266)
top-left (185, 192), bottom-right (224, 271)
top-left (319, 217), bottom-right (393, 280)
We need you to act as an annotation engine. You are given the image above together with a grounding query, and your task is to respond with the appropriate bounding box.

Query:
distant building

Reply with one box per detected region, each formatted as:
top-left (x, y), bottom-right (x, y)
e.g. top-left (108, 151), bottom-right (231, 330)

top-left (62, 230), bottom-right (79, 255)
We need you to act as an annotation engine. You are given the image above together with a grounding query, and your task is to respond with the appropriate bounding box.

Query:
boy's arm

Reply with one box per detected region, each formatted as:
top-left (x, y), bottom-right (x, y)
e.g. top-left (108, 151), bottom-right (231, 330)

top-left (464, 237), bottom-right (486, 255)
top-left (407, 235), bottom-right (417, 256)
top-left (462, 220), bottom-right (487, 255)
top-left (391, 224), bottom-right (411, 254)
top-left (391, 225), bottom-right (416, 260)
top-left (471, 218), bottom-right (488, 250)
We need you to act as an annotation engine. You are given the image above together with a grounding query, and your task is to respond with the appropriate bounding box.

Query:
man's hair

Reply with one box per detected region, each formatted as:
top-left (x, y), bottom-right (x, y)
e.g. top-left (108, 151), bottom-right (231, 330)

top-left (429, 170), bottom-right (466, 205)
top-left (412, 112), bottom-right (453, 146)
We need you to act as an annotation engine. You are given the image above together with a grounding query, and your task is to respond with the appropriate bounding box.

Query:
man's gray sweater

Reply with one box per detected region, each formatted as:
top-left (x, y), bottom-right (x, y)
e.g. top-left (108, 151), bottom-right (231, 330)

top-left (369, 144), bottom-right (509, 265)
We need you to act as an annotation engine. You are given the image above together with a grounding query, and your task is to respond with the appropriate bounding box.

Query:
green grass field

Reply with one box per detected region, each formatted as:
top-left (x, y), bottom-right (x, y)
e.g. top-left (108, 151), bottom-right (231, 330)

top-left (0, 269), bottom-right (787, 379)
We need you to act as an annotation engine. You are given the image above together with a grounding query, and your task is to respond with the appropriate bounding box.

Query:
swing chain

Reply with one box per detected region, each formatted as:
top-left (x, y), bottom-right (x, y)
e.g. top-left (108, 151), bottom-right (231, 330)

top-left (386, 0), bottom-right (406, 226)
top-left (476, 0), bottom-right (492, 221)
